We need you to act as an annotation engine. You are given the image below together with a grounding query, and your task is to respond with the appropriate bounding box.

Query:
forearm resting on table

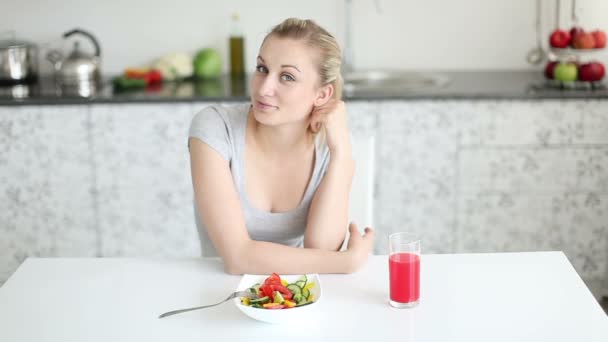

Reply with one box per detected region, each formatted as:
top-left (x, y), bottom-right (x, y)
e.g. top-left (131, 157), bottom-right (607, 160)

top-left (224, 239), bottom-right (353, 275)
top-left (304, 154), bottom-right (355, 251)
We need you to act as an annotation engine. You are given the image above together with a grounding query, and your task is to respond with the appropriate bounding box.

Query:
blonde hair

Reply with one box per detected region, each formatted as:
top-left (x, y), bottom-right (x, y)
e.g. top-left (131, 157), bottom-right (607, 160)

top-left (265, 18), bottom-right (343, 100)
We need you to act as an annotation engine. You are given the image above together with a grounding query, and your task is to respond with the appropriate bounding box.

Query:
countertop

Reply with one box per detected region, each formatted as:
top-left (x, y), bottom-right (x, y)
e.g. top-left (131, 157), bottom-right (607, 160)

top-left (1, 70), bottom-right (607, 106)
top-left (1, 252), bottom-right (606, 341)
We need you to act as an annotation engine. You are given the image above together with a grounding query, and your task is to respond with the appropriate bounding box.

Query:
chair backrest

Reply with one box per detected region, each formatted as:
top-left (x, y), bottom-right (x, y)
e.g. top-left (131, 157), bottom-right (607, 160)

top-left (338, 133), bottom-right (375, 252)
top-left (349, 133), bottom-right (375, 229)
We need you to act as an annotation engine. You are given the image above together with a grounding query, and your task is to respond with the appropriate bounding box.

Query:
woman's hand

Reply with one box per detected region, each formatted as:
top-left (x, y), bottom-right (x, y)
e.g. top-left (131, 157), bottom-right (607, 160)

top-left (345, 223), bottom-right (375, 272)
top-left (310, 100), bottom-right (351, 158)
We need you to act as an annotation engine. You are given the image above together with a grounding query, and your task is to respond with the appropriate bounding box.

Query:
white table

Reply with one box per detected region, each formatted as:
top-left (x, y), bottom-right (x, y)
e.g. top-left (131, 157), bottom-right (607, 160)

top-left (1, 252), bottom-right (607, 341)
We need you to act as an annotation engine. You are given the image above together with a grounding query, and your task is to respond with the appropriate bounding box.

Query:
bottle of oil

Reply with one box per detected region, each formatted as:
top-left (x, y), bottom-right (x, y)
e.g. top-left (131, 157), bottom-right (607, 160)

top-left (229, 13), bottom-right (245, 79)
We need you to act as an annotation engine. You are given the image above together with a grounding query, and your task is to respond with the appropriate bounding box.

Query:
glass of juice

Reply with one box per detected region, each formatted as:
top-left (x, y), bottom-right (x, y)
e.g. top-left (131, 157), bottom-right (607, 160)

top-left (388, 232), bottom-right (421, 308)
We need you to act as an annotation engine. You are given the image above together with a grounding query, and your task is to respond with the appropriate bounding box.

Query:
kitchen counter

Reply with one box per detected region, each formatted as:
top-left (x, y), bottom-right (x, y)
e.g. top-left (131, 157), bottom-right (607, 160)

top-left (1, 70), bottom-right (607, 105)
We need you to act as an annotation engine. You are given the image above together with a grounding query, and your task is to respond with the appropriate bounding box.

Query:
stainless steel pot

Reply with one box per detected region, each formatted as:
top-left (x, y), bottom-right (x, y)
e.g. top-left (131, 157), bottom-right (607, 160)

top-left (0, 39), bottom-right (38, 84)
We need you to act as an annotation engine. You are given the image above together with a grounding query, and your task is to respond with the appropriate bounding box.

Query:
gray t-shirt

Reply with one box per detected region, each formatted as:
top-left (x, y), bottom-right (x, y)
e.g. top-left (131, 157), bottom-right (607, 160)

top-left (188, 104), bottom-right (331, 256)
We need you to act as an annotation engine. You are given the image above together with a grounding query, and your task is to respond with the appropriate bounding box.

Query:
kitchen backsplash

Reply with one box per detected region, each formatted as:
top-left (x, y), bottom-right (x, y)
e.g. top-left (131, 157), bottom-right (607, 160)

top-left (2, 0), bottom-right (608, 75)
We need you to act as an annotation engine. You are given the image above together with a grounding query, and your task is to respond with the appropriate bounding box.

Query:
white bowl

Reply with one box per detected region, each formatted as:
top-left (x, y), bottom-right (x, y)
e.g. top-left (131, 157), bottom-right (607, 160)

top-left (234, 273), bottom-right (322, 324)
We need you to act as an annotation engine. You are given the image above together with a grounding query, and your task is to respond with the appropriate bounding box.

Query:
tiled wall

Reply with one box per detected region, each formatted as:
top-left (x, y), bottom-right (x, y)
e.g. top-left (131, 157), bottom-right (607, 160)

top-left (1, 100), bottom-right (607, 294)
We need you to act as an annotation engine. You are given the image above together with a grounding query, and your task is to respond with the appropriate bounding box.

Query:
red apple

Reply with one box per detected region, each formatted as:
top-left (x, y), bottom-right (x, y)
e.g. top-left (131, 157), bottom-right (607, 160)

top-left (572, 32), bottom-right (596, 49)
top-left (591, 30), bottom-right (606, 48)
top-left (549, 29), bottom-right (571, 48)
top-left (569, 26), bottom-right (585, 43)
top-left (578, 62), bottom-right (605, 82)
top-left (544, 61), bottom-right (559, 79)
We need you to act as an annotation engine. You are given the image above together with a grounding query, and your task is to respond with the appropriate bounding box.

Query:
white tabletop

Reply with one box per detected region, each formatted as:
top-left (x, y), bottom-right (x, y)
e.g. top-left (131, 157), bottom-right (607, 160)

top-left (1, 252), bottom-right (606, 341)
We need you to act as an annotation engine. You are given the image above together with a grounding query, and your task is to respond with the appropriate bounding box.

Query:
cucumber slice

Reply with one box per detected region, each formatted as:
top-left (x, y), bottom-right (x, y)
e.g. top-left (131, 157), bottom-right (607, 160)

top-left (287, 284), bottom-right (301, 296)
top-left (273, 291), bottom-right (285, 304)
top-left (295, 280), bottom-right (306, 288)
top-left (293, 293), bottom-right (303, 304)
top-left (302, 288), bottom-right (310, 300)
top-left (251, 303), bottom-right (263, 308)
top-left (249, 284), bottom-right (260, 295)
top-left (249, 296), bottom-right (270, 304)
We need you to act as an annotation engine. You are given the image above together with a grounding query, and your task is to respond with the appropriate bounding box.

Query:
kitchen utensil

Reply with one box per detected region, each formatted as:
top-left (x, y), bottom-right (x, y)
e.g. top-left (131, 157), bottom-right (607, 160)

top-left (527, 0), bottom-right (546, 65)
top-left (0, 31), bottom-right (38, 84)
top-left (158, 290), bottom-right (259, 318)
top-left (46, 28), bottom-right (101, 86)
top-left (555, 0), bottom-right (561, 28)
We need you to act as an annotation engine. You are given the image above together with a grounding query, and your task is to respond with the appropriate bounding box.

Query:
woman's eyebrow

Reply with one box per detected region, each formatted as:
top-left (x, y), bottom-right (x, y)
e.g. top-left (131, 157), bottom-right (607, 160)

top-left (282, 65), bottom-right (301, 73)
top-left (257, 56), bottom-right (301, 73)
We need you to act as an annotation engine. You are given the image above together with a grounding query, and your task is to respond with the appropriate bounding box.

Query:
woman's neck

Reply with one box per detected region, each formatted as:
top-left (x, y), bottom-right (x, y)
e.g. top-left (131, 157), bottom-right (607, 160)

top-left (247, 111), bottom-right (314, 158)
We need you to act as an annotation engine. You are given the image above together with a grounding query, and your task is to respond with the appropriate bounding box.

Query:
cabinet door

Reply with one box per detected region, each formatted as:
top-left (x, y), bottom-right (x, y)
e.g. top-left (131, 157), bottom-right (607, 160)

top-left (89, 103), bottom-right (200, 257)
top-left (374, 100), bottom-right (608, 284)
top-left (0, 105), bottom-right (96, 283)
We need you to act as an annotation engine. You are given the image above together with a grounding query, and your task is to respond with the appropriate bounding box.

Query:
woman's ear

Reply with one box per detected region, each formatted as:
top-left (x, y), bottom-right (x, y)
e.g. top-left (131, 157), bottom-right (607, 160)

top-left (313, 84), bottom-right (334, 107)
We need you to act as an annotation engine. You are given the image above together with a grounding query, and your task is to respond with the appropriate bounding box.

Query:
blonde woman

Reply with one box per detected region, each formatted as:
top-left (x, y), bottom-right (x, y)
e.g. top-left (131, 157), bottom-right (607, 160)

top-left (188, 18), bottom-right (374, 274)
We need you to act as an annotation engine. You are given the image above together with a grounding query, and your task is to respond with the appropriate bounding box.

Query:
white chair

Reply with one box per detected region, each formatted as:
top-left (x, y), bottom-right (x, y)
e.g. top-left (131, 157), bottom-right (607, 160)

top-left (340, 133), bottom-right (375, 251)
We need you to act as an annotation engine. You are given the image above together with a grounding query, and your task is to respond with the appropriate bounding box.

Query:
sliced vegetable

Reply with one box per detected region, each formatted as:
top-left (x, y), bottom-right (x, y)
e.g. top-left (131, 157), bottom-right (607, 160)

top-left (262, 303), bottom-right (285, 309)
top-left (287, 284), bottom-right (301, 296)
top-left (302, 288), bottom-right (310, 301)
top-left (269, 284), bottom-right (293, 300)
top-left (273, 291), bottom-right (285, 304)
top-left (249, 296), bottom-right (270, 304)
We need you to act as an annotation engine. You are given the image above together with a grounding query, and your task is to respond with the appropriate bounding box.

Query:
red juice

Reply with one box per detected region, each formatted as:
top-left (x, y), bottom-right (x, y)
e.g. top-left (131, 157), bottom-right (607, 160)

top-left (389, 252), bottom-right (420, 303)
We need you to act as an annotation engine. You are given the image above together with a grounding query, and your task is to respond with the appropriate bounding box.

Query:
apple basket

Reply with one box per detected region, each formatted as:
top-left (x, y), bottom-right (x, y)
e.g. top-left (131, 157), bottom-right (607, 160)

top-left (545, 27), bottom-right (606, 88)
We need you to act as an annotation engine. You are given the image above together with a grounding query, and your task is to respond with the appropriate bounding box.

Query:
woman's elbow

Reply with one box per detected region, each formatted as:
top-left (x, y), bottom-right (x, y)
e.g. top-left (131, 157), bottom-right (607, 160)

top-left (223, 263), bottom-right (243, 275)
top-left (220, 241), bottom-right (251, 275)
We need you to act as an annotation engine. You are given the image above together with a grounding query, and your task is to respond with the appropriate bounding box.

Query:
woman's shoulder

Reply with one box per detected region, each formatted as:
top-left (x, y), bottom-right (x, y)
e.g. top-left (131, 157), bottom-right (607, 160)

top-left (190, 103), bottom-right (248, 133)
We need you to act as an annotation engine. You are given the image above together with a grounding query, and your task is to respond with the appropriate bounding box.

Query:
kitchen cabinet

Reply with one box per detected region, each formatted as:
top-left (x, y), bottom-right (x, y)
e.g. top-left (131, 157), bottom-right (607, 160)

top-left (1, 100), bottom-right (607, 299)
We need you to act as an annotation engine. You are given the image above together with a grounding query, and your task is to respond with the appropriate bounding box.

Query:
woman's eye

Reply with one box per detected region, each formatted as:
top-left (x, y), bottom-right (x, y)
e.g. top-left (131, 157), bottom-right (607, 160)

top-left (255, 65), bottom-right (268, 73)
top-left (281, 74), bottom-right (295, 82)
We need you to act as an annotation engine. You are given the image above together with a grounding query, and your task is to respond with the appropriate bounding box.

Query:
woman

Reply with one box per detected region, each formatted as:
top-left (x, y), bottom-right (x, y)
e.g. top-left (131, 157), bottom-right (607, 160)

top-left (188, 18), bottom-right (374, 275)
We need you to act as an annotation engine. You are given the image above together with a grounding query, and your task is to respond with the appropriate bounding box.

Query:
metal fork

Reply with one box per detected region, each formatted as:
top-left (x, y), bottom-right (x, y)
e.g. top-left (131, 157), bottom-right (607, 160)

top-left (158, 291), bottom-right (259, 319)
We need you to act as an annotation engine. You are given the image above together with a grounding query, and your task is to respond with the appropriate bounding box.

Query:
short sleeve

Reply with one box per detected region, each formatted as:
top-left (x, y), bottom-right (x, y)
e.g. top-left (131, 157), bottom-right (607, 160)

top-left (188, 106), bottom-right (233, 161)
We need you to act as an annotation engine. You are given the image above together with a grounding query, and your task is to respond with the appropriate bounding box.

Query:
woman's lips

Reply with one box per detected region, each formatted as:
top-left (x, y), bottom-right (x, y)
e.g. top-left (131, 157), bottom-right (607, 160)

top-left (255, 101), bottom-right (277, 110)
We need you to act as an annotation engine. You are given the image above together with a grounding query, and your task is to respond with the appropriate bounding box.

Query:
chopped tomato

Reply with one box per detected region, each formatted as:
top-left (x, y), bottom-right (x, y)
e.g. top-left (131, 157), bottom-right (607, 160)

top-left (269, 284), bottom-right (293, 299)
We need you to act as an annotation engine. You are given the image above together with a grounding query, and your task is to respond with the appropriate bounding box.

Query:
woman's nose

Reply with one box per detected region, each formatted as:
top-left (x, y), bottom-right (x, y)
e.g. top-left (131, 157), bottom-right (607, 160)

top-left (258, 76), bottom-right (276, 97)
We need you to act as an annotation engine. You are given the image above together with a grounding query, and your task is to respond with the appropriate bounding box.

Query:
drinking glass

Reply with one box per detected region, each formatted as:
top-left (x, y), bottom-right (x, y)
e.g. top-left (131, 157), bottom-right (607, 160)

top-left (388, 232), bottom-right (421, 308)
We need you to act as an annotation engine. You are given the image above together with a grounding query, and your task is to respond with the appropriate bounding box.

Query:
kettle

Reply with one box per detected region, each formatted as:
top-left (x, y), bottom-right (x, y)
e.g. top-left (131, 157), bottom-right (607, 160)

top-left (47, 29), bottom-right (101, 86)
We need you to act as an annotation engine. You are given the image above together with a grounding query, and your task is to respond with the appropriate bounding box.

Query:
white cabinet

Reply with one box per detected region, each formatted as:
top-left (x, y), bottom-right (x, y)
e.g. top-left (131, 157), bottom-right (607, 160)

top-left (0, 105), bottom-right (96, 282)
top-left (88, 103), bottom-right (200, 257)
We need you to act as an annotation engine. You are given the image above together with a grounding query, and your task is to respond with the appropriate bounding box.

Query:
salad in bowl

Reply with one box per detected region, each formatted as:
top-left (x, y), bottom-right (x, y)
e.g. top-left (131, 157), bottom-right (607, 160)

top-left (234, 273), bottom-right (321, 324)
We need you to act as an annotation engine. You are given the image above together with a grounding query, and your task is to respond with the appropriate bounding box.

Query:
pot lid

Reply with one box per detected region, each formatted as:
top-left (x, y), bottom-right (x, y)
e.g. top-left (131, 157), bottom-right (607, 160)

top-left (0, 40), bottom-right (35, 48)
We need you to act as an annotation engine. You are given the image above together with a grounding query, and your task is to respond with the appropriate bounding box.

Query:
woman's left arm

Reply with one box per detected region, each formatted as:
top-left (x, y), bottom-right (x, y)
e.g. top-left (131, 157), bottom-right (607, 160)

top-left (304, 100), bottom-right (355, 251)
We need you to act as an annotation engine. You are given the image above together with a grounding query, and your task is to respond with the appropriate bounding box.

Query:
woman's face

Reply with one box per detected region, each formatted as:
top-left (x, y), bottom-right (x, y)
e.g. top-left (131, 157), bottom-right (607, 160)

top-left (250, 35), bottom-right (329, 128)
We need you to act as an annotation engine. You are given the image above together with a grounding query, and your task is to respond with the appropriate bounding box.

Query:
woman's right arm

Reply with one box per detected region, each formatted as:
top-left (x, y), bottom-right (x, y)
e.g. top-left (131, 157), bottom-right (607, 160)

top-left (189, 138), bottom-right (374, 275)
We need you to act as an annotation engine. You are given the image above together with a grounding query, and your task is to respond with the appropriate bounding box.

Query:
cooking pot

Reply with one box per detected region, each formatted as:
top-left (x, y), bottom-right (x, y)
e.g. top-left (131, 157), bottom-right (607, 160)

top-left (0, 37), bottom-right (38, 85)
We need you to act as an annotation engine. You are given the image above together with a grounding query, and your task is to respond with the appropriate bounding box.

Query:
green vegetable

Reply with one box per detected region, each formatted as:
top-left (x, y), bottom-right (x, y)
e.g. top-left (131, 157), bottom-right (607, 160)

top-left (249, 296), bottom-right (270, 304)
top-left (273, 291), bottom-right (285, 304)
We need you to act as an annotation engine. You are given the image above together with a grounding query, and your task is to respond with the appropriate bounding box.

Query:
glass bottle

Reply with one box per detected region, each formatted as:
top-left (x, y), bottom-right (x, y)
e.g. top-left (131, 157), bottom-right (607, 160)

top-left (229, 13), bottom-right (245, 79)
